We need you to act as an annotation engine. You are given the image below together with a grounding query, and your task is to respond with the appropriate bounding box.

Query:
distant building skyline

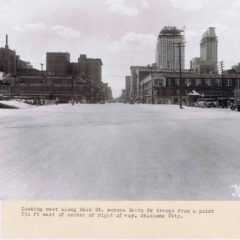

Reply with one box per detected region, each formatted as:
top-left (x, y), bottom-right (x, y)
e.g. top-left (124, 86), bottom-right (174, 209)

top-left (1, 0), bottom-right (240, 97)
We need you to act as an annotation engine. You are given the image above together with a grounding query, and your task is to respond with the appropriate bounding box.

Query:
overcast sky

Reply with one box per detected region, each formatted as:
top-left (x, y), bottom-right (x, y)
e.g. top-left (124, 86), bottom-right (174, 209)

top-left (0, 0), bottom-right (240, 97)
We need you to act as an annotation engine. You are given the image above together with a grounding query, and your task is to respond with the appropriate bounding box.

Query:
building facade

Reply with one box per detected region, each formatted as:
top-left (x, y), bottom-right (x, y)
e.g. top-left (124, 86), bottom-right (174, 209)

top-left (130, 66), bottom-right (139, 98)
top-left (190, 57), bottom-right (201, 72)
top-left (156, 26), bottom-right (185, 70)
top-left (130, 65), bottom-right (157, 101)
top-left (0, 37), bottom-right (108, 103)
top-left (103, 83), bottom-right (113, 101)
top-left (3, 74), bottom-right (110, 103)
top-left (139, 71), bottom-right (240, 104)
top-left (0, 35), bottom-right (32, 75)
top-left (46, 52), bottom-right (70, 75)
top-left (125, 75), bottom-right (131, 102)
top-left (78, 54), bottom-right (102, 83)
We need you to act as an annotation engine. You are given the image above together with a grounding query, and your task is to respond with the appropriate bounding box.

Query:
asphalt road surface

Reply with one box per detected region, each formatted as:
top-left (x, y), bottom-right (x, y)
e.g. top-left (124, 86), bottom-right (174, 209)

top-left (1, 103), bottom-right (240, 200)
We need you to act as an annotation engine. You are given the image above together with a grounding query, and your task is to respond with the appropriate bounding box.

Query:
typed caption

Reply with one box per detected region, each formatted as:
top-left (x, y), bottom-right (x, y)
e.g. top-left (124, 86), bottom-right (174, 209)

top-left (20, 205), bottom-right (215, 220)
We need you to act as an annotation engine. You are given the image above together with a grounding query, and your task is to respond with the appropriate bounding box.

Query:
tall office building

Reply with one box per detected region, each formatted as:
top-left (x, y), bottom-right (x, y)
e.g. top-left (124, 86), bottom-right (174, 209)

top-left (200, 27), bottom-right (218, 73)
top-left (156, 26), bottom-right (185, 70)
top-left (190, 57), bottom-right (201, 72)
top-left (78, 54), bottom-right (102, 82)
top-left (46, 52), bottom-right (70, 75)
top-left (125, 75), bottom-right (131, 102)
top-left (103, 82), bottom-right (113, 101)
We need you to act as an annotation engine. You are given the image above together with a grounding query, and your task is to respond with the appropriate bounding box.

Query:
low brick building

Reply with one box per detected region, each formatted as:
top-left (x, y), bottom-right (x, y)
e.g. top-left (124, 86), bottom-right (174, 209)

top-left (139, 71), bottom-right (240, 104)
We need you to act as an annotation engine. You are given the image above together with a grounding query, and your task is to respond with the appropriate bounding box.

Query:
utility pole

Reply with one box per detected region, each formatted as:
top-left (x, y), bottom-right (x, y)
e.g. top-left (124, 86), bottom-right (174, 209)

top-left (89, 80), bottom-right (92, 103)
top-left (40, 62), bottom-right (44, 79)
top-left (51, 78), bottom-right (53, 100)
top-left (152, 76), bottom-right (154, 104)
top-left (72, 77), bottom-right (74, 101)
top-left (94, 82), bottom-right (97, 103)
top-left (174, 41), bottom-right (185, 109)
top-left (13, 50), bottom-right (17, 77)
top-left (219, 61), bottom-right (225, 97)
top-left (13, 50), bottom-right (17, 98)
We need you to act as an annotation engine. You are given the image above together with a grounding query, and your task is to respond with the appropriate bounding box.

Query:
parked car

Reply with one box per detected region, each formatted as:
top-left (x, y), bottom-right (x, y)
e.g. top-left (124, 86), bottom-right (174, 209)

top-left (206, 101), bottom-right (217, 108)
top-left (216, 98), bottom-right (233, 108)
top-left (196, 98), bottom-right (217, 108)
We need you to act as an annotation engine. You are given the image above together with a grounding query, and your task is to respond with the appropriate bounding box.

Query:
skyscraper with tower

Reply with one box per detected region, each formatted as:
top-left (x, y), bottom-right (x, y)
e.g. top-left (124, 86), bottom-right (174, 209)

top-left (200, 27), bottom-right (218, 73)
top-left (156, 26), bottom-right (185, 70)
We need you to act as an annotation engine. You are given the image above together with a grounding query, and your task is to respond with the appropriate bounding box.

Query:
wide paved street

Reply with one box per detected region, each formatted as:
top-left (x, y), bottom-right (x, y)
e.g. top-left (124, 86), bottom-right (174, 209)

top-left (1, 103), bottom-right (240, 200)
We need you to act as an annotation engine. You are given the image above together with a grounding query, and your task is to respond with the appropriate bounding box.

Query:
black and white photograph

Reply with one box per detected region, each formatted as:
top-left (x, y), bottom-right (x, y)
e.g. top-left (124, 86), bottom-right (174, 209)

top-left (1, 0), bottom-right (240, 201)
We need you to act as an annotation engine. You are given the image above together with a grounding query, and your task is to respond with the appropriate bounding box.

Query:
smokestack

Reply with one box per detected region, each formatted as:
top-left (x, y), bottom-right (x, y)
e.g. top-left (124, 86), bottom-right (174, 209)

top-left (5, 34), bottom-right (9, 49)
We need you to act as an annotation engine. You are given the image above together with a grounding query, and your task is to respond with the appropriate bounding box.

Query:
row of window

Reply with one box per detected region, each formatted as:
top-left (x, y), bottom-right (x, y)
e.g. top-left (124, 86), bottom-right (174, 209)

top-left (0, 85), bottom-right (10, 90)
top-left (167, 78), bottom-right (240, 87)
top-left (141, 78), bottom-right (240, 89)
top-left (14, 86), bottom-right (84, 92)
top-left (15, 79), bottom-right (85, 85)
